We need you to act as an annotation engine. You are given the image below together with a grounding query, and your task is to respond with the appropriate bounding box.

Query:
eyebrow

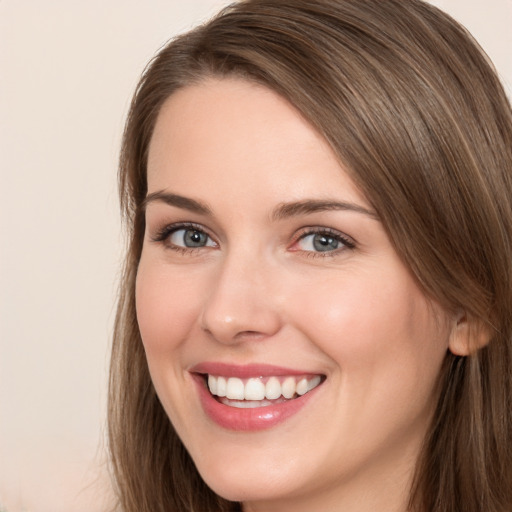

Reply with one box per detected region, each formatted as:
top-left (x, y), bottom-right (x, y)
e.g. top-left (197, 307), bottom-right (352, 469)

top-left (271, 199), bottom-right (378, 221)
top-left (142, 190), bottom-right (378, 220)
top-left (142, 190), bottom-right (212, 216)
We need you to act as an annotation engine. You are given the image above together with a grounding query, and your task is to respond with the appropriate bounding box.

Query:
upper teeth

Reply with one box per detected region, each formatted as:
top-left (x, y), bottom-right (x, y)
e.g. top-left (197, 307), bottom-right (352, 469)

top-left (207, 375), bottom-right (322, 401)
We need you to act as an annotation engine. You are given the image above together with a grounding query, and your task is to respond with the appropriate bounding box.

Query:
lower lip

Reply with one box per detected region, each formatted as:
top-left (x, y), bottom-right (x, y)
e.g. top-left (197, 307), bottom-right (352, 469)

top-left (193, 375), bottom-right (320, 431)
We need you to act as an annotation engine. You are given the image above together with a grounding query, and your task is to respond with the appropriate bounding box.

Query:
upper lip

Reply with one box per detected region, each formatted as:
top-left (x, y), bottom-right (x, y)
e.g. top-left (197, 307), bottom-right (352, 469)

top-left (190, 362), bottom-right (323, 378)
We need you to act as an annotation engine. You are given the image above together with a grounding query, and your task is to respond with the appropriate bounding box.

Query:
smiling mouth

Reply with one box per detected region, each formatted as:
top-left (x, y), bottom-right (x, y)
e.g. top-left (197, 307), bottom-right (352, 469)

top-left (204, 374), bottom-right (325, 408)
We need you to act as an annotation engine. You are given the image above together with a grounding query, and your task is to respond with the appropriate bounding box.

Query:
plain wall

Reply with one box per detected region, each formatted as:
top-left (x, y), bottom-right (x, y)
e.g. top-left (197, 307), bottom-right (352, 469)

top-left (0, 1), bottom-right (510, 511)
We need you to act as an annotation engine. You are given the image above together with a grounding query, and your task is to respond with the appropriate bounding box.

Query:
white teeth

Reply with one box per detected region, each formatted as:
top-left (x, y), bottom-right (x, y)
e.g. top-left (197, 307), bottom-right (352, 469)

top-left (245, 378), bottom-right (266, 400)
top-left (226, 377), bottom-right (245, 400)
top-left (206, 374), bottom-right (323, 402)
top-left (308, 375), bottom-right (321, 391)
top-left (217, 376), bottom-right (227, 397)
top-left (224, 399), bottom-right (273, 409)
top-left (265, 377), bottom-right (281, 400)
top-left (208, 374), bottom-right (217, 395)
top-left (296, 378), bottom-right (308, 396)
top-left (281, 376), bottom-right (296, 399)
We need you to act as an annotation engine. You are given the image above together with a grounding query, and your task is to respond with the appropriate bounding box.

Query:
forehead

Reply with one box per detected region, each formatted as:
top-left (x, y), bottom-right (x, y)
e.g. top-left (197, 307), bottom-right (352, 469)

top-left (146, 77), bottom-right (368, 209)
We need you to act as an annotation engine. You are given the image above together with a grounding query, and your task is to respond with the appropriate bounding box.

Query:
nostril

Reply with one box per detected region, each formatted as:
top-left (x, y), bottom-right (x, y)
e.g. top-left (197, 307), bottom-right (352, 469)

top-left (233, 330), bottom-right (268, 342)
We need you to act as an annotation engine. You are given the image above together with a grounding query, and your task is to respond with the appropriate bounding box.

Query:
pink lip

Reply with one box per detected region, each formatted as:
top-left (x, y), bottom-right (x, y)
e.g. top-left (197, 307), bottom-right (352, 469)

top-left (190, 362), bottom-right (313, 378)
top-left (190, 363), bottom-right (324, 431)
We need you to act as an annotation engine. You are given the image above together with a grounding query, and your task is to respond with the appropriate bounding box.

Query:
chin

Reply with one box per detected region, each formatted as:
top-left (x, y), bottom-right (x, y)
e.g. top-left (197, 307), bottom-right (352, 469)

top-left (203, 476), bottom-right (289, 504)
top-left (192, 451), bottom-right (303, 504)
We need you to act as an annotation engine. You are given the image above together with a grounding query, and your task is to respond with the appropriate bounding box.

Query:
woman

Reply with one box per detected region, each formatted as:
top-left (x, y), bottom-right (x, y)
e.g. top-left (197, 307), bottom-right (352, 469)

top-left (108, 0), bottom-right (512, 511)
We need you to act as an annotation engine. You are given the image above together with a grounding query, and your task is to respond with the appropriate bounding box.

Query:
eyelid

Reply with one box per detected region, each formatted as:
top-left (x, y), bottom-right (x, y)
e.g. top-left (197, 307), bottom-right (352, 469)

top-left (150, 221), bottom-right (218, 249)
top-left (289, 226), bottom-right (356, 254)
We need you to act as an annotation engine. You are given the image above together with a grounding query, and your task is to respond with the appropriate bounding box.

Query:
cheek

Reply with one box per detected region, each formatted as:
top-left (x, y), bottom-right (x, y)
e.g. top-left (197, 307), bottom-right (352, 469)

top-left (286, 264), bottom-right (449, 391)
top-left (289, 269), bottom-right (451, 464)
top-left (135, 258), bottom-right (202, 355)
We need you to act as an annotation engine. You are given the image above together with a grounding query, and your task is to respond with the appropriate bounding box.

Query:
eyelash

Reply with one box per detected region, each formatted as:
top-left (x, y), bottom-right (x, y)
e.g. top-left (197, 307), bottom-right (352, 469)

top-left (151, 222), bottom-right (217, 255)
top-left (290, 227), bottom-right (356, 257)
top-left (150, 223), bottom-right (356, 257)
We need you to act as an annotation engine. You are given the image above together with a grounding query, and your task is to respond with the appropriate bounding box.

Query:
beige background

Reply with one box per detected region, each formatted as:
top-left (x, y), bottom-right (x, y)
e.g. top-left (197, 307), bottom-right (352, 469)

top-left (0, 1), bottom-right (510, 511)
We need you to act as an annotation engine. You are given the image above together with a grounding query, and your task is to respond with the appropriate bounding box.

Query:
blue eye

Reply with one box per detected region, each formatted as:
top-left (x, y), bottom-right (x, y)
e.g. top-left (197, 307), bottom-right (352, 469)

top-left (294, 230), bottom-right (354, 254)
top-left (151, 223), bottom-right (217, 251)
top-left (169, 228), bottom-right (216, 248)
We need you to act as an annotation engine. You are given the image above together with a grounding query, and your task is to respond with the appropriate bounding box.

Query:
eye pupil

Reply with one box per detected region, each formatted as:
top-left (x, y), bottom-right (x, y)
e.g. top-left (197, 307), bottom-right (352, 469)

top-left (184, 229), bottom-right (207, 247)
top-left (313, 234), bottom-right (339, 252)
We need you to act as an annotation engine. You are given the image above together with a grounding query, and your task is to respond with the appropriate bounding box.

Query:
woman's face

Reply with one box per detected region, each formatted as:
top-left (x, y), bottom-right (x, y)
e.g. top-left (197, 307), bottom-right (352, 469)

top-left (137, 78), bottom-right (455, 511)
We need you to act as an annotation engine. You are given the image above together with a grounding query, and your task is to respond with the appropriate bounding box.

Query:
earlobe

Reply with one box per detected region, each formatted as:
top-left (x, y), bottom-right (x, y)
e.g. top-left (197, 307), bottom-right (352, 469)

top-left (448, 312), bottom-right (492, 356)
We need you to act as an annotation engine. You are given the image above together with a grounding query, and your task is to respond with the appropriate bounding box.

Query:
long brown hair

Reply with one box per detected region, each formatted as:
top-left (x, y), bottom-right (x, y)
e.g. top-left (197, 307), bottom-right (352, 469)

top-left (108, 1), bottom-right (512, 510)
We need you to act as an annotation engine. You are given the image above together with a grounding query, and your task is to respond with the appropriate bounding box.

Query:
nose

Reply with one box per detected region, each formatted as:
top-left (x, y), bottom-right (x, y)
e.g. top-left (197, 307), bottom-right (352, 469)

top-left (200, 252), bottom-right (282, 345)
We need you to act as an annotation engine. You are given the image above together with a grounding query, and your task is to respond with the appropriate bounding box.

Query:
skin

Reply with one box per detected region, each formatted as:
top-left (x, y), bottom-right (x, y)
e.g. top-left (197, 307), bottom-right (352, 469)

top-left (136, 78), bottom-right (458, 512)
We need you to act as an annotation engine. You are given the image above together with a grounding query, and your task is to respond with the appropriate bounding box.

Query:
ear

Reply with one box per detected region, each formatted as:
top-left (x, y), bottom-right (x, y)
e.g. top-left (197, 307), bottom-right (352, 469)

top-left (448, 312), bottom-right (492, 356)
